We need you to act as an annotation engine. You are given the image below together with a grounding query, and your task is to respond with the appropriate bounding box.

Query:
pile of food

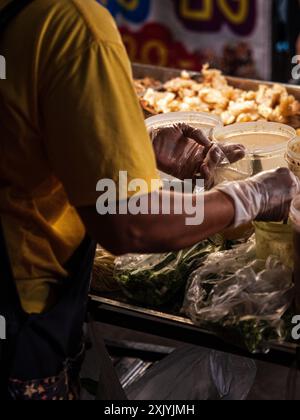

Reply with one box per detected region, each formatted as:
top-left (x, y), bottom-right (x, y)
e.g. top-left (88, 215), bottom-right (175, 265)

top-left (135, 65), bottom-right (300, 128)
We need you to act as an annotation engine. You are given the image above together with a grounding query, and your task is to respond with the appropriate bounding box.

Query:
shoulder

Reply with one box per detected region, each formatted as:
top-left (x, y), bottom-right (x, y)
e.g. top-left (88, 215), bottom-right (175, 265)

top-left (21, 0), bottom-right (124, 74)
top-left (71, 0), bottom-right (122, 45)
top-left (26, 0), bottom-right (123, 47)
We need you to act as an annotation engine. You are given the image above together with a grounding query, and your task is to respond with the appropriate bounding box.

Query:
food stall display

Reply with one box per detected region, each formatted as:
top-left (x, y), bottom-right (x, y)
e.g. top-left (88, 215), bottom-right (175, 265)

top-left (90, 64), bottom-right (300, 363)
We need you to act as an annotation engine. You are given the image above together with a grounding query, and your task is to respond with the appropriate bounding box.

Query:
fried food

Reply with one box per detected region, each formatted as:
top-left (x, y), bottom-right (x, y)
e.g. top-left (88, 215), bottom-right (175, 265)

top-left (136, 65), bottom-right (300, 128)
top-left (134, 77), bottom-right (162, 96)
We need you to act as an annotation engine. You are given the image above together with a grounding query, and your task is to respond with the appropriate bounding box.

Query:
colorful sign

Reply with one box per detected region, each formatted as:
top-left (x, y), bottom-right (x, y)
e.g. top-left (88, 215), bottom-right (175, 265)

top-left (98, 0), bottom-right (272, 79)
top-left (172, 0), bottom-right (257, 35)
top-left (99, 0), bottom-right (151, 22)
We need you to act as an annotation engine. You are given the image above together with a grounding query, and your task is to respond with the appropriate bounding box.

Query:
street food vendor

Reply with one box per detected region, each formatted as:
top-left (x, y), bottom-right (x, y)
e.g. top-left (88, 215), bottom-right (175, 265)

top-left (0, 0), bottom-right (299, 400)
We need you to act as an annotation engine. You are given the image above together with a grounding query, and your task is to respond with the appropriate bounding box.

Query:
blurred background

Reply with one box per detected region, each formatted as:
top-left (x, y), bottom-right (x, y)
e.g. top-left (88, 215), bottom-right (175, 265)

top-left (98, 0), bottom-right (300, 83)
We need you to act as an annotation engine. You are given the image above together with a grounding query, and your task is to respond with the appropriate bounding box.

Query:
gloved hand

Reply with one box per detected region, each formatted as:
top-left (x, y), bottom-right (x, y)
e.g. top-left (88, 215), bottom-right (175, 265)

top-left (215, 168), bottom-right (300, 227)
top-left (150, 123), bottom-right (245, 189)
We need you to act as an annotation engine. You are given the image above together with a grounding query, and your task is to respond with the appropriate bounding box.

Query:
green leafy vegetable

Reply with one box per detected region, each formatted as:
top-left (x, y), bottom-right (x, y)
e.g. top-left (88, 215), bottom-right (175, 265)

top-left (115, 241), bottom-right (219, 307)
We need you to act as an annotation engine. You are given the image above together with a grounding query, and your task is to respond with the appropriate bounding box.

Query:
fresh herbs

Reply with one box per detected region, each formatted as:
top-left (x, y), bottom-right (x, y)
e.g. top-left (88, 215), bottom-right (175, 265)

top-left (115, 241), bottom-right (218, 307)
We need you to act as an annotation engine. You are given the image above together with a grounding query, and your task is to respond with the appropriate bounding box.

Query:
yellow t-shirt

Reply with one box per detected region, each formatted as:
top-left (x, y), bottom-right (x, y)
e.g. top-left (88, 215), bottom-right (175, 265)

top-left (0, 0), bottom-right (158, 314)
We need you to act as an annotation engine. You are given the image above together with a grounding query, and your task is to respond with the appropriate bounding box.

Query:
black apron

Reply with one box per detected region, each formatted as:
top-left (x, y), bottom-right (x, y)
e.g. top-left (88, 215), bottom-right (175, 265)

top-left (0, 221), bottom-right (96, 395)
top-left (0, 224), bottom-right (127, 401)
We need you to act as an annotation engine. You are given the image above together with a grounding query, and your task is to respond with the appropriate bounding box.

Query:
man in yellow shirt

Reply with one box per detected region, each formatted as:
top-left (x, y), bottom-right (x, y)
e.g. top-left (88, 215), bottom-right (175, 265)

top-left (0, 0), bottom-right (298, 400)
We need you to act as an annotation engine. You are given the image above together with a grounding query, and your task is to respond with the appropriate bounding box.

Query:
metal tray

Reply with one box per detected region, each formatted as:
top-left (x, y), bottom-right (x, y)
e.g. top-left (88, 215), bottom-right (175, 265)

top-left (89, 293), bottom-right (300, 369)
top-left (133, 62), bottom-right (300, 100)
top-left (133, 63), bottom-right (300, 128)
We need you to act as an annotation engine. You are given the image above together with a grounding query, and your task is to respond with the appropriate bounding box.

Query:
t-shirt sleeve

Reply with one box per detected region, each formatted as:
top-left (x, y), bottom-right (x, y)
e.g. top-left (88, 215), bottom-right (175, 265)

top-left (42, 39), bottom-right (159, 207)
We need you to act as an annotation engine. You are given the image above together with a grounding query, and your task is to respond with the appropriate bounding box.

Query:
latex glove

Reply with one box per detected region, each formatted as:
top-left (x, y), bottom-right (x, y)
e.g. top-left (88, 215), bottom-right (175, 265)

top-left (215, 168), bottom-right (300, 227)
top-left (151, 123), bottom-right (245, 188)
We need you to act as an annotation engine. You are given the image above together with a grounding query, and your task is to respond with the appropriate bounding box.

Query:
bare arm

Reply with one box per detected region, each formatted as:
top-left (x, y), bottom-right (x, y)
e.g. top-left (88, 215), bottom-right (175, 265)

top-left (77, 189), bottom-right (234, 255)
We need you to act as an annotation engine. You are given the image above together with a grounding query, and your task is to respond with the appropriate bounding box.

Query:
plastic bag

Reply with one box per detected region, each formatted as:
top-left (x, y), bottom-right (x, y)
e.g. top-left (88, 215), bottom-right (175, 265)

top-left (91, 247), bottom-right (119, 293)
top-left (126, 345), bottom-right (257, 401)
top-left (114, 241), bottom-right (218, 307)
top-left (182, 239), bottom-right (294, 353)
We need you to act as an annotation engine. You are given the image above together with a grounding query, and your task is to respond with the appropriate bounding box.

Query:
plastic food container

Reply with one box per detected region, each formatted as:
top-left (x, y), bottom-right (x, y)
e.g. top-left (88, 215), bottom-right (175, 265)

top-left (254, 222), bottom-right (293, 269)
top-left (146, 112), bottom-right (223, 184)
top-left (213, 122), bottom-right (297, 175)
top-left (290, 195), bottom-right (300, 312)
top-left (214, 159), bottom-right (253, 184)
top-left (290, 195), bottom-right (300, 230)
top-left (145, 112), bottom-right (223, 135)
top-left (286, 137), bottom-right (300, 179)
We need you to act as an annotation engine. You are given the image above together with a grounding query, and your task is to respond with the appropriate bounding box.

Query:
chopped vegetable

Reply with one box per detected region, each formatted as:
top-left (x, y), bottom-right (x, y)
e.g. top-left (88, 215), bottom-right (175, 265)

top-left (115, 241), bottom-right (219, 307)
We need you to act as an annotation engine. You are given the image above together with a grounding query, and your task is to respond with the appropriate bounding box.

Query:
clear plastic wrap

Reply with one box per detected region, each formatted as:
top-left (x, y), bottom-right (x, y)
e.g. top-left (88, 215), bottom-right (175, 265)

top-left (114, 241), bottom-right (219, 307)
top-left (183, 240), bottom-right (294, 353)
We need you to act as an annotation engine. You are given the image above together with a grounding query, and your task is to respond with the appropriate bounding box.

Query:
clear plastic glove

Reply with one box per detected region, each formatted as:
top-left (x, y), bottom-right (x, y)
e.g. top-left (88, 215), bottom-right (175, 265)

top-left (215, 168), bottom-right (300, 227)
top-left (151, 123), bottom-right (245, 189)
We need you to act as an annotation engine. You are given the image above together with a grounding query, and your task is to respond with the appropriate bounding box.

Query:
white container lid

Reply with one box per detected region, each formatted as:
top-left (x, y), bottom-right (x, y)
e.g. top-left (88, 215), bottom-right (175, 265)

top-left (145, 112), bottom-right (223, 134)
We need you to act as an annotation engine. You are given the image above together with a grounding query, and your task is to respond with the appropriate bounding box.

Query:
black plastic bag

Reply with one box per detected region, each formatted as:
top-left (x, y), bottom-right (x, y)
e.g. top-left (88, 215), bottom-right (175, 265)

top-left (127, 345), bottom-right (256, 401)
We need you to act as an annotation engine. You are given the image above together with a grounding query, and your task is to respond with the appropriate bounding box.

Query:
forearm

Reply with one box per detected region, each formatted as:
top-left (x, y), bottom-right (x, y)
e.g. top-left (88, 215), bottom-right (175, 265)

top-left (78, 190), bottom-right (235, 255)
top-left (120, 190), bottom-right (234, 254)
